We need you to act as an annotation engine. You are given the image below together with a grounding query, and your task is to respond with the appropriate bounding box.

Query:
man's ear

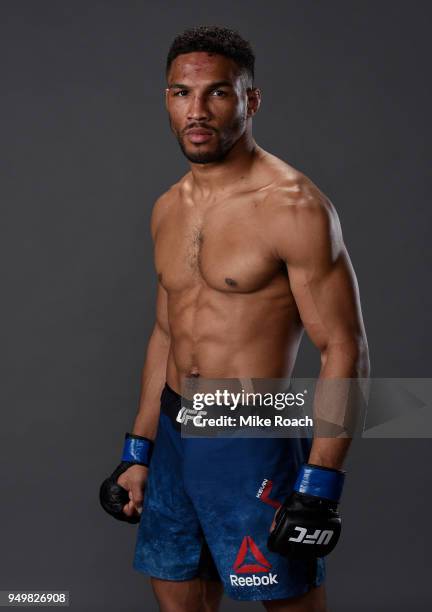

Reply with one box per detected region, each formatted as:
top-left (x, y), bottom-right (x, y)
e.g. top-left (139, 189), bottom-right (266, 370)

top-left (247, 87), bottom-right (262, 118)
top-left (164, 88), bottom-right (169, 110)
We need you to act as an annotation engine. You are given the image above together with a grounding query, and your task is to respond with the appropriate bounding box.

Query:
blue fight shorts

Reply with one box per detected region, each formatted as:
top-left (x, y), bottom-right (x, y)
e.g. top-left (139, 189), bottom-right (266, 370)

top-left (133, 384), bottom-right (325, 602)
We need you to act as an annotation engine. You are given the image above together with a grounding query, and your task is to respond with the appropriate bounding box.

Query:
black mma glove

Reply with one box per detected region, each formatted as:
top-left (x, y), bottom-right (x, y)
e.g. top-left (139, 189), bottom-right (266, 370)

top-left (99, 433), bottom-right (154, 524)
top-left (267, 463), bottom-right (345, 559)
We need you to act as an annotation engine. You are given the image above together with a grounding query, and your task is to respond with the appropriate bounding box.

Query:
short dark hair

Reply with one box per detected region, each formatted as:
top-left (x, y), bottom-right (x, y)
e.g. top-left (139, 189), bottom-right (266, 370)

top-left (166, 25), bottom-right (255, 84)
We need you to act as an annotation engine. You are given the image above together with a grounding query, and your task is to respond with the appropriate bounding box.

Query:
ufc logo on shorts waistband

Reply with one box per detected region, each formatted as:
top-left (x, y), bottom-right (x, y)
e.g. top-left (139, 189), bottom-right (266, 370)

top-left (176, 406), bottom-right (206, 425)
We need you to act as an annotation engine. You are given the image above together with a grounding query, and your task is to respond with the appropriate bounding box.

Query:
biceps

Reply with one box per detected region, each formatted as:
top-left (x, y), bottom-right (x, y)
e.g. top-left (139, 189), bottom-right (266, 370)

top-left (288, 248), bottom-right (364, 351)
top-left (155, 283), bottom-right (170, 338)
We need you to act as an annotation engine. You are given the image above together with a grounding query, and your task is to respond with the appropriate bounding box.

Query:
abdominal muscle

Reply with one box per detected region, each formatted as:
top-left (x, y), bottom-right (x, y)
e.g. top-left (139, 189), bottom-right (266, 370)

top-left (165, 283), bottom-right (304, 391)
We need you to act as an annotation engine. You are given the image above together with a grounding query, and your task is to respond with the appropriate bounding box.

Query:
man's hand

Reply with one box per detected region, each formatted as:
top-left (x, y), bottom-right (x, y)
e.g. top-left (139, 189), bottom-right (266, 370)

top-left (267, 464), bottom-right (345, 559)
top-left (117, 464), bottom-right (148, 519)
top-left (99, 460), bottom-right (150, 524)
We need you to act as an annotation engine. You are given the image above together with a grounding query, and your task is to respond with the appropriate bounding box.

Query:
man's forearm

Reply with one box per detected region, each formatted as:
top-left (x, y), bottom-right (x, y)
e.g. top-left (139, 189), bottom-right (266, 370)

top-left (131, 323), bottom-right (170, 440)
top-left (308, 340), bottom-right (370, 470)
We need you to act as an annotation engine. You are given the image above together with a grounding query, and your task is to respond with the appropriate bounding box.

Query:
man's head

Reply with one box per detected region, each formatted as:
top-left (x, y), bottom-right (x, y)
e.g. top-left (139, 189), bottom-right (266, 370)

top-left (165, 26), bottom-right (260, 164)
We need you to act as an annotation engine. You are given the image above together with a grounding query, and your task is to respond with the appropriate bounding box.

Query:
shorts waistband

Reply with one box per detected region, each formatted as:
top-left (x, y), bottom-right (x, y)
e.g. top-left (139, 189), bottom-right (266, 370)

top-left (160, 383), bottom-right (182, 429)
top-left (164, 382), bottom-right (181, 401)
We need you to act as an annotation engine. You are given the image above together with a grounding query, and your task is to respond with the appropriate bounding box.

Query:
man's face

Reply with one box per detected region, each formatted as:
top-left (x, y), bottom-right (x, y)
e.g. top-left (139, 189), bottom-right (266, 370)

top-left (165, 52), bottom-right (253, 164)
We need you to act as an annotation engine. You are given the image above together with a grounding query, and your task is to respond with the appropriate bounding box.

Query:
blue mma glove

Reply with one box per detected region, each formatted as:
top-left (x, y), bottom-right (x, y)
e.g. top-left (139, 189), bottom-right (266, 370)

top-left (268, 463), bottom-right (345, 558)
top-left (99, 433), bottom-right (153, 524)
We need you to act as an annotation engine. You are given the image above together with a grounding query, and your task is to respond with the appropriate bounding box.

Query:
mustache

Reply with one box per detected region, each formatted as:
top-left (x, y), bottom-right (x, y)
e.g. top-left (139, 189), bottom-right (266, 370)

top-left (182, 123), bottom-right (218, 135)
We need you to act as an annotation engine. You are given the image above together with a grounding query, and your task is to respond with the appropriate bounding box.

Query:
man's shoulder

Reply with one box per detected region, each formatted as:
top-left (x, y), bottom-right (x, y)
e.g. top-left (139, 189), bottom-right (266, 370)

top-left (150, 174), bottom-right (190, 237)
top-left (260, 152), bottom-right (331, 214)
top-left (153, 174), bottom-right (188, 207)
top-left (257, 152), bottom-right (342, 257)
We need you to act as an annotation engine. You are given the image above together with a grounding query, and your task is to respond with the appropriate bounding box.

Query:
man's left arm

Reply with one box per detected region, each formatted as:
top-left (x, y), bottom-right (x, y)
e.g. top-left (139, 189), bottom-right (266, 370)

top-left (272, 181), bottom-right (370, 470)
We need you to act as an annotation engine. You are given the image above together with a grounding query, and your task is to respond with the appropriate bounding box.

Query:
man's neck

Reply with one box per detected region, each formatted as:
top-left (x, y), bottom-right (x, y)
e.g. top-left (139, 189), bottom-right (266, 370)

top-left (188, 135), bottom-right (259, 199)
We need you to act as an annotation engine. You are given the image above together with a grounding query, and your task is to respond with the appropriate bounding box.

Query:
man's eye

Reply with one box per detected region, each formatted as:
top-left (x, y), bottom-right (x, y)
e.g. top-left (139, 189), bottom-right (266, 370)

top-left (174, 90), bottom-right (188, 97)
top-left (212, 89), bottom-right (227, 97)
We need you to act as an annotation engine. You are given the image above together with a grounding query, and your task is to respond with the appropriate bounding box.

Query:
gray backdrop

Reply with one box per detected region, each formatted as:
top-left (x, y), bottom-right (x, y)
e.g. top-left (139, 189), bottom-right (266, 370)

top-left (1, 1), bottom-right (431, 610)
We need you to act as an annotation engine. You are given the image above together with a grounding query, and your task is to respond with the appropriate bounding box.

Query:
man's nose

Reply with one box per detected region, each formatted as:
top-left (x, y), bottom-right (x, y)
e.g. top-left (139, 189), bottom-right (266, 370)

top-left (187, 94), bottom-right (210, 121)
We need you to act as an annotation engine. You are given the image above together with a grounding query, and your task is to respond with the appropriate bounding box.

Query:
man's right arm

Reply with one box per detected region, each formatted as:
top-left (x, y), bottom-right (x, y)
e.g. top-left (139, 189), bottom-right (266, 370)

top-left (130, 281), bottom-right (170, 440)
top-left (100, 192), bottom-right (173, 521)
top-left (117, 282), bottom-right (170, 519)
top-left (131, 189), bottom-right (173, 438)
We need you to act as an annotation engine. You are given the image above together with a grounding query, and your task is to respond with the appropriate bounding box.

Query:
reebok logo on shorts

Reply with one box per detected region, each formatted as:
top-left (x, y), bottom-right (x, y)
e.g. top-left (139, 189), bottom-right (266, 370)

top-left (230, 536), bottom-right (278, 587)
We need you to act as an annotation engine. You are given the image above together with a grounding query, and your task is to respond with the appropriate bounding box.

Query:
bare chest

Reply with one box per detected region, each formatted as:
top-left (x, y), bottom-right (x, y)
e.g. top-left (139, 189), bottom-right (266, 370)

top-left (155, 199), bottom-right (283, 293)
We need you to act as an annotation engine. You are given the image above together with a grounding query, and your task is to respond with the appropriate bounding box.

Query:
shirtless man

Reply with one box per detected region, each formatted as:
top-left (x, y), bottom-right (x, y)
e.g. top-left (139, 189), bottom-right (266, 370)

top-left (100, 26), bottom-right (369, 611)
